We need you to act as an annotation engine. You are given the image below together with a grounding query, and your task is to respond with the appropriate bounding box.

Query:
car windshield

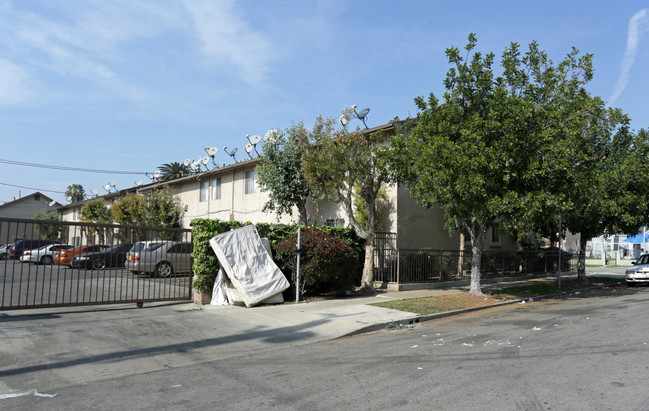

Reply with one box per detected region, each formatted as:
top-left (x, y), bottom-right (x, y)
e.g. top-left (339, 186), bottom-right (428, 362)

top-left (105, 245), bottom-right (120, 253)
top-left (636, 255), bottom-right (649, 265)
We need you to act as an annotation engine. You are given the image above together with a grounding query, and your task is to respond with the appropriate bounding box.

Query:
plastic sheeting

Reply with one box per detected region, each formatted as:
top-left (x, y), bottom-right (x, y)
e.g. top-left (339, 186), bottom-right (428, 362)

top-left (209, 225), bottom-right (289, 307)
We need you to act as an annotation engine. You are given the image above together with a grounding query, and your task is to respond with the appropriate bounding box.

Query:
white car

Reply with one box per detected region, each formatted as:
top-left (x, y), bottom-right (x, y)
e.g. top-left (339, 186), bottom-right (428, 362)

top-left (0, 243), bottom-right (12, 260)
top-left (20, 244), bottom-right (74, 265)
top-left (625, 253), bottom-right (649, 286)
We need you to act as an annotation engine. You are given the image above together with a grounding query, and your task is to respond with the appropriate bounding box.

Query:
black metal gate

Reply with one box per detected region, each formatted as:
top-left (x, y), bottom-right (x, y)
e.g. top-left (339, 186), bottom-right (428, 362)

top-left (0, 217), bottom-right (193, 310)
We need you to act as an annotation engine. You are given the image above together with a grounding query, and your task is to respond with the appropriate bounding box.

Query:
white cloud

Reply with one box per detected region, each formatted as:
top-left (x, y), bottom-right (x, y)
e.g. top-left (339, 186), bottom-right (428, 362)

top-left (610, 9), bottom-right (649, 104)
top-left (183, 0), bottom-right (273, 85)
top-left (0, 59), bottom-right (32, 105)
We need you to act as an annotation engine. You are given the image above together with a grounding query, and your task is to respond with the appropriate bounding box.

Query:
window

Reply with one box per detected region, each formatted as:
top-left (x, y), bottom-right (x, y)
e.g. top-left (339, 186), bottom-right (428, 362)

top-left (324, 218), bottom-right (345, 228)
top-left (491, 224), bottom-right (500, 244)
top-left (210, 177), bottom-right (221, 200)
top-left (199, 181), bottom-right (209, 202)
top-left (73, 207), bottom-right (81, 220)
top-left (245, 170), bottom-right (256, 194)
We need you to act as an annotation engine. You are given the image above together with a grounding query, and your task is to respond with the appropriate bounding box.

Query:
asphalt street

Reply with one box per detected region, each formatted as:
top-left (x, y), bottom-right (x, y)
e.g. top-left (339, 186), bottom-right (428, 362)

top-left (3, 280), bottom-right (648, 410)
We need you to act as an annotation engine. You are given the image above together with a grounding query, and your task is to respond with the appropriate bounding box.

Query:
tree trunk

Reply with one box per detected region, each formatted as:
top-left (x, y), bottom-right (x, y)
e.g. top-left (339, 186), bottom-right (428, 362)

top-left (577, 237), bottom-right (587, 281)
top-left (360, 232), bottom-right (375, 288)
top-left (297, 198), bottom-right (308, 226)
top-left (466, 222), bottom-right (486, 296)
top-left (457, 233), bottom-right (465, 275)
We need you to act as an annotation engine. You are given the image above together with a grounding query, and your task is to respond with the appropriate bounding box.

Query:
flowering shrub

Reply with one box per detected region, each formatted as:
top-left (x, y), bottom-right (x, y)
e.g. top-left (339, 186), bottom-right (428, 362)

top-left (275, 228), bottom-right (359, 298)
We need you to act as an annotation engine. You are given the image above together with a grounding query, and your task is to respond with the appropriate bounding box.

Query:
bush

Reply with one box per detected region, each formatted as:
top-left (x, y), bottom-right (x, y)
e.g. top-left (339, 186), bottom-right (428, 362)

top-left (275, 228), bottom-right (359, 298)
top-left (190, 219), bottom-right (365, 296)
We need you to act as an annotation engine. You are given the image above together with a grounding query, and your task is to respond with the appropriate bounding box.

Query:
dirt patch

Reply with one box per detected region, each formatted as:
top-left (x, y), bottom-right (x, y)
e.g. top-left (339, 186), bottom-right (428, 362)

top-left (372, 293), bottom-right (514, 316)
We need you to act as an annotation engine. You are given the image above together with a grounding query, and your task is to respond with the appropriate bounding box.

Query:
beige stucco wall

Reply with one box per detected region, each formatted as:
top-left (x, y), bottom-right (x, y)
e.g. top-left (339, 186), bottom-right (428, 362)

top-left (174, 166), bottom-right (296, 226)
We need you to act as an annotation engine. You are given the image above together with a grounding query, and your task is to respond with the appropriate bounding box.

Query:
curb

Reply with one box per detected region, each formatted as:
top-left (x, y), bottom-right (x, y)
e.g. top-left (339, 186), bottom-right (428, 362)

top-left (340, 281), bottom-right (626, 338)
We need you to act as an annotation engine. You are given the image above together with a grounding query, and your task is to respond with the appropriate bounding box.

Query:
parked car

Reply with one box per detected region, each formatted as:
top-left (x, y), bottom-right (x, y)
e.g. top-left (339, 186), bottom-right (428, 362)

top-left (125, 241), bottom-right (192, 277)
top-left (626, 253), bottom-right (649, 286)
top-left (55, 244), bottom-right (109, 267)
top-left (9, 240), bottom-right (59, 260)
top-left (71, 243), bottom-right (133, 270)
top-left (0, 243), bottom-right (13, 260)
top-left (20, 243), bottom-right (74, 265)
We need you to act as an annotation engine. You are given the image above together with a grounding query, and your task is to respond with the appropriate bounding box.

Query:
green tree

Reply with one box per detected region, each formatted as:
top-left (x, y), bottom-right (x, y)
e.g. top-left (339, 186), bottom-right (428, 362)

top-left (157, 162), bottom-right (191, 181)
top-left (111, 193), bottom-right (148, 242)
top-left (385, 34), bottom-right (636, 295)
top-left (302, 114), bottom-right (391, 289)
top-left (81, 199), bottom-right (113, 243)
top-left (65, 184), bottom-right (85, 203)
top-left (256, 124), bottom-right (311, 225)
top-left (557, 125), bottom-right (649, 280)
top-left (144, 187), bottom-right (183, 230)
top-left (111, 193), bottom-right (147, 226)
top-left (33, 210), bottom-right (65, 241)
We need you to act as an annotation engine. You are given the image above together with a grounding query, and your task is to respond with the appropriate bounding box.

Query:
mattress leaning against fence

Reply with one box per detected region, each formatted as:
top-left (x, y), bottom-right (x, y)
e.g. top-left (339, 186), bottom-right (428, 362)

top-left (209, 225), bottom-right (290, 307)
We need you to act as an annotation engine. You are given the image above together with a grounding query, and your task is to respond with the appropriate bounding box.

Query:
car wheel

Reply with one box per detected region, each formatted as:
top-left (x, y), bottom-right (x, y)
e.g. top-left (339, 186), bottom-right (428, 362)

top-left (130, 270), bottom-right (140, 275)
top-left (0, 253), bottom-right (7, 260)
top-left (92, 258), bottom-right (106, 270)
top-left (155, 261), bottom-right (173, 278)
top-left (40, 255), bottom-right (53, 265)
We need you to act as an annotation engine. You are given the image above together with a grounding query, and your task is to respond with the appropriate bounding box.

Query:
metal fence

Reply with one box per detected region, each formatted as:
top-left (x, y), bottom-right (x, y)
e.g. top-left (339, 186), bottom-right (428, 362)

top-left (373, 232), bottom-right (576, 284)
top-left (0, 217), bottom-right (193, 310)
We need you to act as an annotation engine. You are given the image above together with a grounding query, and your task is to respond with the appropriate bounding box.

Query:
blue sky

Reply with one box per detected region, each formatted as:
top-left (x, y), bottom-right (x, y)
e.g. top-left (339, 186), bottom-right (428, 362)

top-left (1, 1), bottom-right (648, 205)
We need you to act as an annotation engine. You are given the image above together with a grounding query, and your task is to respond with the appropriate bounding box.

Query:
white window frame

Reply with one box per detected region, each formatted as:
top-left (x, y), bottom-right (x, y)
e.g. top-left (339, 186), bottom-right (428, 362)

top-left (210, 177), bottom-right (221, 200)
top-left (199, 181), bottom-right (209, 202)
top-left (245, 170), bottom-right (256, 194)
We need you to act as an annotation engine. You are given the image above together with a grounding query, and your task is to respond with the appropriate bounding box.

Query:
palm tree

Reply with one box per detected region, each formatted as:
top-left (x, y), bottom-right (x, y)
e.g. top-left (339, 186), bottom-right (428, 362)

top-left (65, 184), bottom-right (85, 203)
top-left (157, 162), bottom-right (191, 181)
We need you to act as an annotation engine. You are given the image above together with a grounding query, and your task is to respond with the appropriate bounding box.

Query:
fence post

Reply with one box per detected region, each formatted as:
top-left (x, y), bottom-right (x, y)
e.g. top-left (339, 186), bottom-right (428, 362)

top-left (396, 249), bottom-right (400, 285)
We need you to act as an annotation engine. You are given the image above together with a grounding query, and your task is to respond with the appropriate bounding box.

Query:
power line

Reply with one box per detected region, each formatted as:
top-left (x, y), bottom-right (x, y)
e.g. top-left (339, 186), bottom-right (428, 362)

top-left (0, 182), bottom-right (66, 194)
top-left (0, 158), bottom-right (146, 175)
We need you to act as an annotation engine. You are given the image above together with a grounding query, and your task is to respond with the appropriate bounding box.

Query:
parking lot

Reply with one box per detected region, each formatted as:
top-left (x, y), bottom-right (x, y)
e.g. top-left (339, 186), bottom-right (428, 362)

top-left (0, 260), bottom-right (191, 310)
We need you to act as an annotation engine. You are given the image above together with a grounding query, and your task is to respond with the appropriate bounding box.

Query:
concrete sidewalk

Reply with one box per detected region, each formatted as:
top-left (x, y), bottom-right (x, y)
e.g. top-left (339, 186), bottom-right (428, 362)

top-left (0, 269), bottom-right (626, 395)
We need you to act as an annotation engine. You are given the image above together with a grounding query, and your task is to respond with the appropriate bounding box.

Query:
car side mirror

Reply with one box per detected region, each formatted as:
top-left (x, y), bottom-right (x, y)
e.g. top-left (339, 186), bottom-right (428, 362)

top-left (631, 261), bottom-right (636, 265)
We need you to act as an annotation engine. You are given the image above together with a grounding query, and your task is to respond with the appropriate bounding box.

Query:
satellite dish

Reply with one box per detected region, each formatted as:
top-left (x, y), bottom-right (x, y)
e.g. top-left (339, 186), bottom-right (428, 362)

top-left (201, 156), bottom-right (210, 165)
top-left (66, 195), bottom-right (72, 202)
top-left (153, 170), bottom-right (161, 179)
top-left (111, 181), bottom-right (116, 187)
top-left (339, 114), bottom-right (349, 128)
top-left (134, 180), bottom-right (143, 187)
top-left (183, 158), bottom-right (192, 167)
top-left (223, 146), bottom-right (238, 162)
top-left (204, 147), bottom-right (218, 157)
top-left (92, 189), bottom-right (100, 196)
top-left (247, 135), bottom-right (262, 145)
top-left (244, 143), bottom-right (254, 159)
top-left (103, 184), bottom-right (111, 192)
top-left (48, 200), bottom-right (56, 207)
top-left (352, 105), bottom-right (371, 129)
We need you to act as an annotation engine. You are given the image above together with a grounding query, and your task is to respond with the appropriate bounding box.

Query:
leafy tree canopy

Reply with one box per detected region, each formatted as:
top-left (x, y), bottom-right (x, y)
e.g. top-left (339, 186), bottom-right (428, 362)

top-left (256, 124), bottom-right (311, 225)
top-left (302, 114), bottom-right (392, 288)
top-left (33, 209), bottom-right (64, 241)
top-left (385, 34), bottom-right (645, 294)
